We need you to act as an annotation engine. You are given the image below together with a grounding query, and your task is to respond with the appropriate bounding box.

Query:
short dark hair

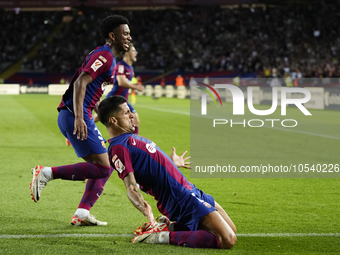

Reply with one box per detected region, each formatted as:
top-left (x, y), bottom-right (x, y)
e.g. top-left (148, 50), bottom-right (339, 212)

top-left (99, 15), bottom-right (129, 40)
top-left (98, 95), bottom-right (127, 126)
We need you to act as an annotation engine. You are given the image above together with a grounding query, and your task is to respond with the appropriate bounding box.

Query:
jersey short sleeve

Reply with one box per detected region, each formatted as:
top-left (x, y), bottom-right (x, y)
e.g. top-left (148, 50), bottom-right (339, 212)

top-left (109, 144), bottom-right (134, 179)
top-left (83, 51), bottom-right (113, 81)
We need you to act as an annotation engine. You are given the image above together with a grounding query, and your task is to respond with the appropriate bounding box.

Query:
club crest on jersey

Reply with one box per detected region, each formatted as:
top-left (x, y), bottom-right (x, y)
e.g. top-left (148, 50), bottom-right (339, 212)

top-left (91, 59), bottom-right (103, 72)
top-left (99, 55), bottom-right (107, 63)
top-left (146, 142), bottom-right (156, 154)
top-left (115, 159), bottom-right (125, 173)
top-left (203, 202), bottom-right (212, 208)
top-left (101, 141), bottom-right (106, 148)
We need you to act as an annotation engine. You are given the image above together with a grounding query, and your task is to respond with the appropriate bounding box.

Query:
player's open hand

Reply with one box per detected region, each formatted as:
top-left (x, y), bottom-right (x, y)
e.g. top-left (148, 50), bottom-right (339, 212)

top-left (143, 201), bottom-right (155, 227)
top-left (73, 118), bottom-right (87, 140)
top-left (171, 146), bottom-right (192, 169)
top-left (136, 85), bottom-right (144, 92)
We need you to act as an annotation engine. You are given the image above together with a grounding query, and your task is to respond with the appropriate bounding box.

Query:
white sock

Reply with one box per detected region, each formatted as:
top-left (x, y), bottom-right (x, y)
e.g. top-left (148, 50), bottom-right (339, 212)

top-left (41, 167), bottom-right (53, 181)
top-left (157, 232), bottom-right (170, 244)
top-left (75, 208), bottom-right (89, 219)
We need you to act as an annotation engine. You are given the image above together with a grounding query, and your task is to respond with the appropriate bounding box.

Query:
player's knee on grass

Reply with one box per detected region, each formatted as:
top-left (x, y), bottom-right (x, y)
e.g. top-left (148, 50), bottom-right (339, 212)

top-left (199, 211), bottom-right (237, 249)
top-left (218, 231), bottom-right (237, 249)
top-left (214, 201), bottom-right (236, 233)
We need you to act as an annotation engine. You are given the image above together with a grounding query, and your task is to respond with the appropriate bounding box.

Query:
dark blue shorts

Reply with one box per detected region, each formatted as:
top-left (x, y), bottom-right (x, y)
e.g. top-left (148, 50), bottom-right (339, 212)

top-left (57, 109), bottom-right (107, 158)
top-left (169, 187), bottom-right (216, 231)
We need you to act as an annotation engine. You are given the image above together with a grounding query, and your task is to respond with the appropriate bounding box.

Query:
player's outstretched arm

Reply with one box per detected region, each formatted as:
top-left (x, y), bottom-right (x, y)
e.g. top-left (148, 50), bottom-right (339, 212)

top-left (123, 172), bottom-right (155, 226)
top-left (171, 146), bottom-right (192, 169)
top-left (117, 75), bottom-right (144, 92)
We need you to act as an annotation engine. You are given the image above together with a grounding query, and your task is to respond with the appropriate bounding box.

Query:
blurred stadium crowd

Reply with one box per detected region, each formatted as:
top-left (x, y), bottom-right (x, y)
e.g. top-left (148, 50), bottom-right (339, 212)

top-left (1, 2), bottom-right (340, 78)
top-left (0, 11), bottom-right (61, 69)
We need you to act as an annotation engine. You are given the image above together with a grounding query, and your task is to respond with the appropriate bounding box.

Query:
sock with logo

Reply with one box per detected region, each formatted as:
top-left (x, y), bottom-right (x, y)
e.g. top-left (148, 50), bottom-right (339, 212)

top-left (51, 163), bottom-right (110, 181)
top-left (169, 230), bottom-right (220, 248)
top-left (77, 167), bottom-right (114, 210)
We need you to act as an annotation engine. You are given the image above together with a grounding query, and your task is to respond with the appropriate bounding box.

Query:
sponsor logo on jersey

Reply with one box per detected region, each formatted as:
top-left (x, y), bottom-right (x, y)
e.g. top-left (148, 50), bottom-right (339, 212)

top-left (131, 139), bottom-right (136, 146)
top-left (115, 159), bottom-right (125, 173)
top-left (91, 59), bottom-right (103, 72)
top-left (99, 55), bottom-right (107, 63)
top-left (111, 154), bottom-right (118, 163)
top-left (118, 65), bottom-right (124, 74)
top-left (146, 142), bottom-right (156, 153)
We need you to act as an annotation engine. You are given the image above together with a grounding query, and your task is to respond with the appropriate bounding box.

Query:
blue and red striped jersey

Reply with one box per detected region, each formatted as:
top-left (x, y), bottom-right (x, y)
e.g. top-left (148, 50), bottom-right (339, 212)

top-left (58, 43), bottom-right (116, 120)
top-left (108, 133), bottom-right (195, 218)
top-left (108, 60), bottom-right (134, 101)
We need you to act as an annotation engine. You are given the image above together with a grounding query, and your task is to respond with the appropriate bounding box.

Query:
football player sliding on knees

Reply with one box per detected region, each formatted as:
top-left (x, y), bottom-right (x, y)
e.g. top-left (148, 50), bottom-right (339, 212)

top-left (97, 95), bottom-right (237, 249)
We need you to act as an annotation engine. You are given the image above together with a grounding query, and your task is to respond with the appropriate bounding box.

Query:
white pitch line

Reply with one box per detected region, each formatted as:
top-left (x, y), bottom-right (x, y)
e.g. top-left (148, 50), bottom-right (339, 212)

top-left (1, 233), bottom-right (339, 239)
top-left (237, 233), bottom-right (340, 237)
top-left (138, 106), bottom-right (340, 141)
top-left (0, 234), bottom-right (133, 239)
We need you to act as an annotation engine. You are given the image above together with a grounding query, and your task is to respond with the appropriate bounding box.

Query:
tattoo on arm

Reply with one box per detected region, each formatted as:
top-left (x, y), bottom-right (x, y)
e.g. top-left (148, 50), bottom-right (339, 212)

top-left (124, 173), bottom-right (145, 213)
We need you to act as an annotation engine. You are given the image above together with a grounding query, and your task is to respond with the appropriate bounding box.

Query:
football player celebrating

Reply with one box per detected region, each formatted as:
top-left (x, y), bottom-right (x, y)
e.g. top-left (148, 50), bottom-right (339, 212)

top-left (97, 95), bottom-right (237, 249)
top-left (93, 42), bottom-right (143, 135)
top-left (30, 15), bottom-right (131, 226)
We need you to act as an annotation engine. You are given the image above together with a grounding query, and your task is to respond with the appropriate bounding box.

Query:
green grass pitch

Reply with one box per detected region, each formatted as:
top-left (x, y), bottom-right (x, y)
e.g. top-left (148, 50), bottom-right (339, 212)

top-left (0, 94), bottom-right (339, 254)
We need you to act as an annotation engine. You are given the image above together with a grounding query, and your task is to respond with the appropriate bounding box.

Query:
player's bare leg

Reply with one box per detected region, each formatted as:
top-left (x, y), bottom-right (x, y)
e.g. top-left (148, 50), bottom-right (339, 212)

top-left (198, 210), bottom-right (237, 249)
top-left (82, 152), bottom-right (110, 167)
top-left (214, 201), bottom-right (236, 233)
